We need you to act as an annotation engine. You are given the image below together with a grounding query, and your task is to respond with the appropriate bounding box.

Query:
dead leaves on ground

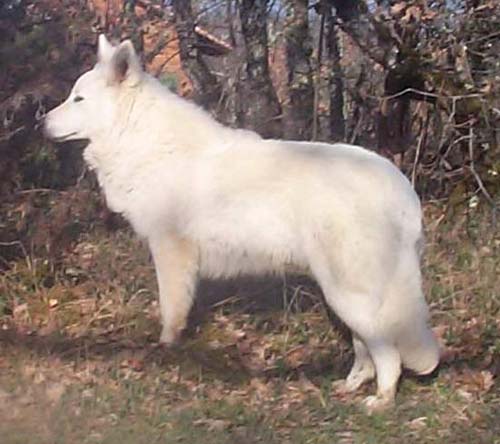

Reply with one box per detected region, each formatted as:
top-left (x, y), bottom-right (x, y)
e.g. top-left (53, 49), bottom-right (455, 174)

top-left (0, 204), bottom-right (499, 443)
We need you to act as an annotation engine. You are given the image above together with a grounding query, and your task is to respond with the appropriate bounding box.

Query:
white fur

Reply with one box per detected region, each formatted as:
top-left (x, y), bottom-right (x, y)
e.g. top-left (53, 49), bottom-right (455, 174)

top-left (44, 36), bottom-right (439, 411)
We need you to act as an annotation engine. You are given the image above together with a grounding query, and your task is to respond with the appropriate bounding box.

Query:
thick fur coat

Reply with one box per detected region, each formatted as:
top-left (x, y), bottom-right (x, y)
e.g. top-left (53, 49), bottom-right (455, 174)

top-left (44, 35), bottom-right (439, 412)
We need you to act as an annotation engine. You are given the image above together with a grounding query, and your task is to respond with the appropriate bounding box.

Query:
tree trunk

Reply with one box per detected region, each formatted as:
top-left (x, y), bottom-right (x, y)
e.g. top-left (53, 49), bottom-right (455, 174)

top-left (171, 0), bottom-right (220, 110)
top-left (283, 0), bottom-right (314, 140)
top-left (238, 0), bottom-right (282, 138)
top-left (328, 0), bottom-right (418, 155)
top-left (377, 56), bottom-right (428, 157)
top-left (325, 11), bottom-right (345, 141)
top-left (328, 0), bottom-right (395, 69)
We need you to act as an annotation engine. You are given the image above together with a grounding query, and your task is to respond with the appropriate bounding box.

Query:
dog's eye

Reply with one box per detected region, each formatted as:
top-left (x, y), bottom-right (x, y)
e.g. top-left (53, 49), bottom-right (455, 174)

top-left (74, 96), bottom-right (84, 103)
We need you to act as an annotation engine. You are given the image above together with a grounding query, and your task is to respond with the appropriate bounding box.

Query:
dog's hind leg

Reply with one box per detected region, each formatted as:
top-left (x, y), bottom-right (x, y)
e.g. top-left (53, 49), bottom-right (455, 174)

top-left (311, 257), bottom-right (401, 412)
top-left (360, 337), bottom-right (401, 412)
top-left (149, 234), bottom-right (199, 345)
top-left (334, 333), bottom-right (375, 394)
top-left (338, 298), bottom-right (401, 412)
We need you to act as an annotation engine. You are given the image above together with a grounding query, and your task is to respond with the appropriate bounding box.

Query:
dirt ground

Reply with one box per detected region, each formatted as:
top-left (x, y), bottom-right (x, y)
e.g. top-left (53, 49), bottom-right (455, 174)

top-left (0, 202), bottom-right (499, 443)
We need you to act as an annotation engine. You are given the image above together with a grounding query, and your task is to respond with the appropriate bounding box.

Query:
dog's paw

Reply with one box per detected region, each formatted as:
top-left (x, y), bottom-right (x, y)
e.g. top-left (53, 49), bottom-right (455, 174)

top-left (333, 369), bottom-right (375, 394)
top-left (159, 327), bottom-right (181, 346)
top-left (362, 395), bottom-right (395, 414)
top-left (332, 379), bottom-right (359, 395)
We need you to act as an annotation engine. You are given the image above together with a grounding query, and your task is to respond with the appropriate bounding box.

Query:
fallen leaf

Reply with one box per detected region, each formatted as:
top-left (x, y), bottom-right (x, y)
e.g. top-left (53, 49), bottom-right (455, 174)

top-left (479, 370), bottom-right (494, 392)
top-left (250, 378), bottom-right (271, 395)
top-left (193, 418), bottom-right (231, 432)
top-left (457, 388), bottom-right (473, 401)
top-left (285, 345), bottom-right (311, 368)
top-left (408, 416), bottom-right (428, 430)
top-left (127, 359), bottom-right (145, 372)
top-left (13, 303), bottom-right (28, 317)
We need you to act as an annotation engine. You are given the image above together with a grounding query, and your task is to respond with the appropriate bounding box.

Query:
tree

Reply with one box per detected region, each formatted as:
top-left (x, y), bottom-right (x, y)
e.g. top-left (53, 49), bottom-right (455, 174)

top-left (324, 5), bottom-right (345, 141)
top-left (238, 0), bottom-right (282, 138)
top-left (283, 0), bottom-right (314, 140)
top-left (171, 0), bottom-right (221, 109)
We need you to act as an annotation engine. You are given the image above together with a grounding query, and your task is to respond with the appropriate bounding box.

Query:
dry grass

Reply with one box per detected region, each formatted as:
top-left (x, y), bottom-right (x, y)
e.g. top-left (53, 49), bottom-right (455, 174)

top-left (0, 201), bottom-right (499, 443)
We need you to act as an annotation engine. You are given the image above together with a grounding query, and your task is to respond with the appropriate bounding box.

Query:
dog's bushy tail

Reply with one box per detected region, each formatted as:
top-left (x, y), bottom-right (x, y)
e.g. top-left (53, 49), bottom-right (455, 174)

top-left (397, 303), bottom-right (440, 375)
top-left (381, 237), bottom-right (440, 375)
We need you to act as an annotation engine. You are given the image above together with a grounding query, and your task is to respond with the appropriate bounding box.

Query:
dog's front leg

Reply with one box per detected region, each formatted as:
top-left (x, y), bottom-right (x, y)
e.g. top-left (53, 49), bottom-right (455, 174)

top-left (149, 234), bottom-right (199, 345)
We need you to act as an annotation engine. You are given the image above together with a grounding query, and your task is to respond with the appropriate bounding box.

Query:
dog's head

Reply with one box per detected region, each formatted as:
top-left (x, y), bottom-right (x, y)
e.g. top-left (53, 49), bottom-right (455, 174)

top-left (44, 35), bottom-right (143, 143)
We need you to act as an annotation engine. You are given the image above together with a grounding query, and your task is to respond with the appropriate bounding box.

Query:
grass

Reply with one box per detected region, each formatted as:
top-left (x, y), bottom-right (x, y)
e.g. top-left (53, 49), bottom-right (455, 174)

top-left (0, 201), bottom-right (499, 443)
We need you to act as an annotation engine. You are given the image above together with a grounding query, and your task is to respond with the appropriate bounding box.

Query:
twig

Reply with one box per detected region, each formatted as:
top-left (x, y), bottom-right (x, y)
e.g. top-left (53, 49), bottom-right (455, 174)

top-left (437, 96), bottom-right (459, 154)
top-left (411, 123), bottom-right (426, 187)
top-left (85, 300), bottom-right (115, 329)
top-left (145, 34), bottom-right (179, 64)
top-left (467, 125), bottom-right (496, 213)
top-left (0, 240), bottom-right (30, 270)
top-left (156, 50), bottom-right (181, 73)
top-left (0, 241), bottom-right (24, 247)
top-left (0, 126), bottom-right (26, 142)
top-left (349, 111), bottom-right (364, 144)
top-left (439, 134), bottom-right (470, 163)
top-left (195, 0), bottom-right (227, 20)
top-left (210, 295), bottom-right (241, 309)
top-left (370, 87), bottom-right (484, 102)
top-left (16, 188), bottom-right (63, 195)
top-left (465, 30), bottom-right (500, 46)
top-left (285, 285), bottom-right (303, 315)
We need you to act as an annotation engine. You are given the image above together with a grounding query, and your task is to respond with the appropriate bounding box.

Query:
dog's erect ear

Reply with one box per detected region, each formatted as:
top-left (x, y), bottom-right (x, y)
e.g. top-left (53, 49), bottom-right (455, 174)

top-left (97, 34), bottom-right (115, 63)
top-left (108, 40), bottom-right (143, 86)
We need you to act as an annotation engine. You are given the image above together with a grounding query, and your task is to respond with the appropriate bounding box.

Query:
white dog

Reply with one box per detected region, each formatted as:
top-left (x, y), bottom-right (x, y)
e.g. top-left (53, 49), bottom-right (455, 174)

top-left (44, 35), bottom-right (439, 411)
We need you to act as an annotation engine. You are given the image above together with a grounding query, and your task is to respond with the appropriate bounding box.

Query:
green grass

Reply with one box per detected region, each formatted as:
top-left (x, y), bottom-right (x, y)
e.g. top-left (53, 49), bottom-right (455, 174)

top-left (0, 202), bottom-right (499, 443)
